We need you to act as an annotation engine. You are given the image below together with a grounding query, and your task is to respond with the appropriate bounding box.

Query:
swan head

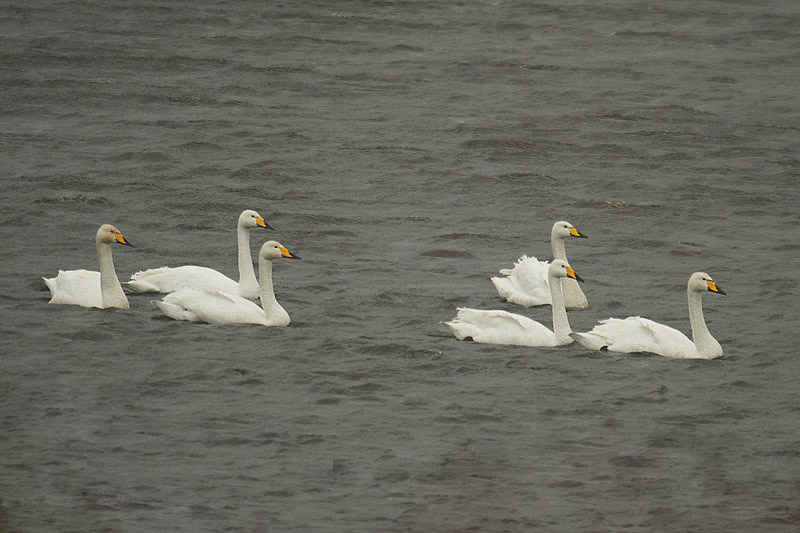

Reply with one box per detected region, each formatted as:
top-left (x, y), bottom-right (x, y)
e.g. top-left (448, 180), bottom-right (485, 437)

top-left (689, 272), bottom-right (726, 296)
top-left (549, 259), bottom-right (584, 282)
top-left (239, 209), bottom-right (274, 231)
top-left (552, 220), bottom-right (586, 240)
top-left (96, 224), bottom-right (133, 247)
top-left (259, 240), bottom-right (301, 261)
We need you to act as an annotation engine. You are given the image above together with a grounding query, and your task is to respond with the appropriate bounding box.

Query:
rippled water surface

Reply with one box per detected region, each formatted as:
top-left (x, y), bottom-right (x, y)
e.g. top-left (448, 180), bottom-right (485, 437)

top-left (2, 1), bottom-right (799, 531)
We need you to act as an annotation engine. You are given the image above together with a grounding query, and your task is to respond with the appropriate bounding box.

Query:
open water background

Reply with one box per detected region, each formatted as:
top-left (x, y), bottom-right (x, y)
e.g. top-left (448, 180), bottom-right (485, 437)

top-left (1, 1), bottom-right (799, 531)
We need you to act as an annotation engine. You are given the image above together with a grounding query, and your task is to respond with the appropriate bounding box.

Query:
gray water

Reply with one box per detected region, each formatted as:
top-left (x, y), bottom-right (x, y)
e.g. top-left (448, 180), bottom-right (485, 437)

top-left (2, 1), bottom-right (799, 531)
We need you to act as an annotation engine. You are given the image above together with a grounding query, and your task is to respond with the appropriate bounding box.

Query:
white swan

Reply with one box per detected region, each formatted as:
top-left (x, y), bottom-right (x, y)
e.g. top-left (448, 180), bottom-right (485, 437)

top-left (126, 209), bottom-right (272, 299)
top-left (569, 272), bottom-right (726, 359)
top-left (442, 260), bottom-right (583, 347)
top-left (154, 241), bottom-right (300, 326)
top-left (491, 220), bottom-right (588, 309)
top-left (43, 224), bottom-right (133, 309)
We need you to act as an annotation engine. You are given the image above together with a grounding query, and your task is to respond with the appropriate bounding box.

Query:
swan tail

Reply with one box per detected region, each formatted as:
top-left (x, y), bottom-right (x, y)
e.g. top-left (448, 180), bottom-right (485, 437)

top-left (126, 267), bottom-right (173, 293)
top-left (42, 276), bottom-right (56, 297)
top-left (491, 276), bottom-right (515, 299)
top-left (569, 332), bottom-right (608, 351)
top-left (131, 267), bottom-right (172, 279)
top-left (440, 318), bottom-right (475, 341)
top-left (441, 308), bottom-right (497, 341)
top-left (154, 299), bottom-right (197, 322)
top-left (125, 279), bottom-right (161, 293)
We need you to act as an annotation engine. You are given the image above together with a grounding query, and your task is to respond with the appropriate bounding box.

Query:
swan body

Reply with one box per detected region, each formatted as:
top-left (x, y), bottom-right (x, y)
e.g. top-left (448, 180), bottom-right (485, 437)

top-left (569, 272), bottom-right (726, 359)
top-left (127, 209), bottom-right (272, 298)
top-left (155, 241), bottom-right (300, 326)
top-left (492, 221), bottom-right (588, 309)
top-left (43, 224), bottom-right (133, 309)
top-left (442, 260), bottom-right (583, 347)
top-left (128, 265), bottom-right (239, 294)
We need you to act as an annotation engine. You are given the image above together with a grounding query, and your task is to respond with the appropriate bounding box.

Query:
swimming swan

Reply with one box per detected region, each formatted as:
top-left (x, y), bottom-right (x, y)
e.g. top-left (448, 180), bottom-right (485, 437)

top-left (43, 224), bottom-right (133, 309)
top-left (127, 209), bottom-right (273, 298)
top-left (569, 272), bottom-right (726, 359)
top-left (154, 241), bottom-right (300, 326)
top-left (491, 220), bottom-right (588, 309)
top-left (442, 260), bottom-right (584, 347)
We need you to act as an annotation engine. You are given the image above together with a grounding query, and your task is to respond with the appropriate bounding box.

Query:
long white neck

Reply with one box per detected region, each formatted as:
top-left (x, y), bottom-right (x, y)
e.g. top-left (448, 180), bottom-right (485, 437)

top-left (237, 224), bottom-right (258, 295)
top-left (97, 241), bottom-right (128, 309)
top-left (687, 289), bottom-right (721, 358)
top-left (258, 257), bottom-right (278, 313)
top-left (257, 256), bottom-right (290, 326)
top-left (550, 233), bottom-right (567, 261)
top-left (548, 272), bottom-right (572, 344)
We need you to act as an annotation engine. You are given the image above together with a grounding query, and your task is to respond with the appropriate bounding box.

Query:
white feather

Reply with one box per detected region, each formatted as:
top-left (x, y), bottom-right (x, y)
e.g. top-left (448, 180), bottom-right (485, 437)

top-left (492, 221), bottom-right (588, 309)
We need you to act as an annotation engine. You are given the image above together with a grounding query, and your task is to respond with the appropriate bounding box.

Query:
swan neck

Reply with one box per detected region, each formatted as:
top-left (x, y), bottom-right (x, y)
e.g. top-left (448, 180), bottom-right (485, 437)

top-left (551, 234), bottom-right (567, 261)
top-left (687, 288), bottom-right (719, 357)
top-left (96, 241), bottom-right (125, 307)
top-left (548, 272), bottom-right (572, 343)
top-left (237, 225), bottom-right (258, 289)
top-left (258, 257), bottom-right (277, 311)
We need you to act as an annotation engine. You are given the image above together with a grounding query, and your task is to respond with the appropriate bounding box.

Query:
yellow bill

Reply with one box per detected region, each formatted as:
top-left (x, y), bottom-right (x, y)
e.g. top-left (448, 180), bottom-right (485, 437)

top-left (569, 226), bottom-right (587, 238)
top-left (566, 266), bottom-right (584, 282)
top-left (115, 231), bottom-right (133, 246)
top-left (706, 279), bottom-right (726, 295)
top-left (280, 246), bottom-right (301, 260)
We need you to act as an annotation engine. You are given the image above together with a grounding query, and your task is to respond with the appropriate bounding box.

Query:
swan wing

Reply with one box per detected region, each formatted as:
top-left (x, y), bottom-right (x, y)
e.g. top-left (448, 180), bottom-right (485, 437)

top-left (155, 288), bottom-right (267, 325)
top-left (44, 269), bottom-right (103, 308)
top-left (491, 255), bottom-right (553, 307)
top-left (441, 307), bottom-right (557, 347)
top-left (575, 316), bottom-right (697, 358)
top-left (128, 265), bottom-right (239, 294)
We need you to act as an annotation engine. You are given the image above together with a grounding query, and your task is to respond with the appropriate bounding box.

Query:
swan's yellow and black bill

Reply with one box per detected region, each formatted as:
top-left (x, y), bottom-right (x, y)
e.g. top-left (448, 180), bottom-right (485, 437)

top-left (566, 266), bottom-right (584, 282)
top-left (256, 216), bottom-right (275, 230)
top-left (707, 280), bottom-right (726, 295)
top-left (115, 232), bottom-right (133, 247)
top-left (280, 246), bottom-right (301, 260)
top-left (569, 226), bottom-right (587, 238)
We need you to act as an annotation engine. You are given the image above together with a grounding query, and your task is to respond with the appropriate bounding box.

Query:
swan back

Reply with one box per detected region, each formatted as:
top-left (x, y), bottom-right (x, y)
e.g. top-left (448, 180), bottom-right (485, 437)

top-left (492, 255), bottom-right (552, 306)
top-left (571, 316), bottom-right (697, 357)
top-left (156, 288), bottom-right (269, 325)
top-left (441, 308), bottom-right (556, 346)
top-left (45, 269), bottom-right (104, 308)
